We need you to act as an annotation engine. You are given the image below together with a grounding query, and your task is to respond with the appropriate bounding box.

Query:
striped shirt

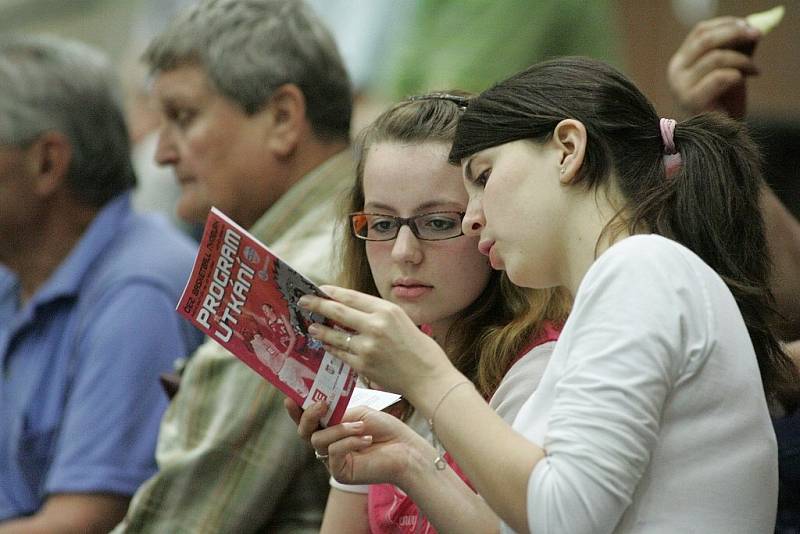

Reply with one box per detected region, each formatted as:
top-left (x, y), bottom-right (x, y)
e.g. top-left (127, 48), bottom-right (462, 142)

top-left (113, 149), bottom-right (354, 534)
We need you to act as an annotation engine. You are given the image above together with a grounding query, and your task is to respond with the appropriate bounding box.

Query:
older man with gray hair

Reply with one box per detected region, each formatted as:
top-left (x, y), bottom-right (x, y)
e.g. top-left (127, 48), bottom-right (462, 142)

top-left (113, 0), bottom-right (354, 532)
top-left (0, 35), bottom-right (203, 533)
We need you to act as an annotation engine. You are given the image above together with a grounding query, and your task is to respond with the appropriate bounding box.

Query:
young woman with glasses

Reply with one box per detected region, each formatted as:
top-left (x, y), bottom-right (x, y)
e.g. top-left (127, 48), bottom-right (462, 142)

top-left (298, 58), bottom-right (800, 533)
top-left (286, 92), bottom-right (570, 533)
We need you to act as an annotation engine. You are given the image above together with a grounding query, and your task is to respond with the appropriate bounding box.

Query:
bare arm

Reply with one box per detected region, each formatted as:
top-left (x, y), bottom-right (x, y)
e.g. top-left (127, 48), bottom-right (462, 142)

top-left (762, 186), bottom-right (800, 336)
top-left (406, 377), bottom-right (542, 534)
top-left (288, 401), bottom-right (371, 534)
top-left (292, 401), bottom-right (505, 533)
top-left (299, 289), bottom-right (545, 532)
top-left (789, 341), bottom-right (800, 366)
top-left (300, 283), bottom-right (683, 533)
top-left (310, 406), bottom-right (510, 534)
top-left (320, 489), bottom-right (370, 534)
top-left (785, 340), bottom-right (800, 368)
top-left (0, 494), bottom-right (129, 534)
top-left (393, 416), bottom-right (505, 534)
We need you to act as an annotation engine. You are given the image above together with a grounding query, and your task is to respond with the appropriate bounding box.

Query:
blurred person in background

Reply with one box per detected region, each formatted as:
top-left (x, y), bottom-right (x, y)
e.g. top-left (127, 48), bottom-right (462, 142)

top-left (0, 35), bottom-right (202, 533)
top-left (305, 0), bottom-right (411, 131)
top-left (301, 0), bottom-right (621, 133)
top-left (668, 13), bottom-right (800, 531)
top-left (112, 0), bottom-right (354, 532)
top-left (383, 0), bottom-right (620, 98)
top-left (123, 0), bottom-right (201, 238)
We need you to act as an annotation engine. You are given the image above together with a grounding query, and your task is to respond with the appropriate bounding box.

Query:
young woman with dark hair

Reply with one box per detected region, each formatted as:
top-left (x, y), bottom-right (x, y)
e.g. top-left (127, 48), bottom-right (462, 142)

top-left (299, 57), bottom-right (800, 533)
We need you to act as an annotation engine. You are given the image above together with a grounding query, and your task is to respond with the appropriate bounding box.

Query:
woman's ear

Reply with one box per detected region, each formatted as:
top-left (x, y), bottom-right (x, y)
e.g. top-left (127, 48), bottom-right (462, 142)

top-left (261, 83), bottom-right (306, 159)
top-left (553, 119), bottom-right (587, 184)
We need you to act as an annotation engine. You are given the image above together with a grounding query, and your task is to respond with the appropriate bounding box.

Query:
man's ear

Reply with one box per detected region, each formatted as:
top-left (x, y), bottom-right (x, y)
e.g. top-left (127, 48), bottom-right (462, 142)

top-left (262, 84), bottom-right (306, 158)
top-left (26, 131), bottom-right (72, 197)
top-left (552, 119), bottom-right (587, 184)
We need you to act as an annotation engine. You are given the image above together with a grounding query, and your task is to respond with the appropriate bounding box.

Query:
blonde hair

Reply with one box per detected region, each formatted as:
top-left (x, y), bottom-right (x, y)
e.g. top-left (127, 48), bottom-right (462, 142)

top-left (337, 93), bottom-right (571, 397)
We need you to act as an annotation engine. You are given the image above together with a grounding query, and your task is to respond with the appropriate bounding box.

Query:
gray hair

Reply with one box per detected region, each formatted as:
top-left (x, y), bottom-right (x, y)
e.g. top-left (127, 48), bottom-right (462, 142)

top-left (0, 35), bottom-right (135, 207)
top-left (145, 0), bottom-right (352, 141)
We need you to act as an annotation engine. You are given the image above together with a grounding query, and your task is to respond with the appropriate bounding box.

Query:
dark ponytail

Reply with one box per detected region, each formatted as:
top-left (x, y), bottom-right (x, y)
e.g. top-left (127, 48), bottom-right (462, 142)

top-left (450, 56), bottom-right (800, 412)
top-left (632, 113), bottom-right (799, 412)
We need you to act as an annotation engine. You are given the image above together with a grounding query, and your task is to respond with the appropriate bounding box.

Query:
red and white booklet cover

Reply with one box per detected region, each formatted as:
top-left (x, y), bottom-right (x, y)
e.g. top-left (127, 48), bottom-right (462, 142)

top-left (176, 207), bottom-right (356, 426)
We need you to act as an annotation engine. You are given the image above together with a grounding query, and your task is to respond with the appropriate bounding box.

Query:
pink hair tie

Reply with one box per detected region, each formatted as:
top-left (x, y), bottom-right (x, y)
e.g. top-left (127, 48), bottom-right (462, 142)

top-left (659, 118), bottom-right (682, 178)
top-left (660, 118), bottom-right (677, 154)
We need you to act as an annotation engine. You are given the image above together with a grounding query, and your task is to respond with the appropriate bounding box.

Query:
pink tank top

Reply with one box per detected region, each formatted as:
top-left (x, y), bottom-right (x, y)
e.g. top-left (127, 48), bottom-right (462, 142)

top-left (366, 322), bottom-right (561, 534)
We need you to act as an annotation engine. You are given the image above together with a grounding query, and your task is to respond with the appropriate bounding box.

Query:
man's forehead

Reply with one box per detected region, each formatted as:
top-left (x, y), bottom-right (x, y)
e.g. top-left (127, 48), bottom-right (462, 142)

top-left (151, 63), bottom-right (215, 102)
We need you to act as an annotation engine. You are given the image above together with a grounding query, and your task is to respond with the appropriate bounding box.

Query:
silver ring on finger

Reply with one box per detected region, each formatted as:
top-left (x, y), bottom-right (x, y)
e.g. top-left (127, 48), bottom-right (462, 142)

top-left (314, 449), bottom-right (329, 461)
top-left (345, 334), bottom-right (352, 352)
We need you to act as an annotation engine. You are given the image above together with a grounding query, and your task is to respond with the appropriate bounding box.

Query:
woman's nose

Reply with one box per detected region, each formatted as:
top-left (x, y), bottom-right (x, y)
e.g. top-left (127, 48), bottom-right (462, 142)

top-left (391, 225), bottom-right (423, 264)
top-left (462, 196), bottom-right (485, 237)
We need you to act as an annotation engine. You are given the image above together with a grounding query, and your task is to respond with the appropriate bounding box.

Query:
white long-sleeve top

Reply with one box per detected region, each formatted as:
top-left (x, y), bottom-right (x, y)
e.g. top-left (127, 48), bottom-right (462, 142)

top-left (505, 234), bottom-right (777, 534)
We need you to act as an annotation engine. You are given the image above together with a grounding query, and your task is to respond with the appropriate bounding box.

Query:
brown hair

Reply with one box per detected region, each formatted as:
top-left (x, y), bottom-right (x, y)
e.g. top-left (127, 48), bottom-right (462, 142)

top-left (449, 57), bottom-right (800, 411)
top-left (337, 92), bottom-right (571, 396)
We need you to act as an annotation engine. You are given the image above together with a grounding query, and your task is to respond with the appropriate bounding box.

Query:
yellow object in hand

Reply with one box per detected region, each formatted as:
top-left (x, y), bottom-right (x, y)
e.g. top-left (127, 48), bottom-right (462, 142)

top-left (746, 5), bottom-right (785, 35)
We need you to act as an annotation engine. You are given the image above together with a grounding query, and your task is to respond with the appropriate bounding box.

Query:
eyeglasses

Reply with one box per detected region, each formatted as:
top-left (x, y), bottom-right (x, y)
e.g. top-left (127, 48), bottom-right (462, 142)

top-left (349, 211), bottom-right (466, 241)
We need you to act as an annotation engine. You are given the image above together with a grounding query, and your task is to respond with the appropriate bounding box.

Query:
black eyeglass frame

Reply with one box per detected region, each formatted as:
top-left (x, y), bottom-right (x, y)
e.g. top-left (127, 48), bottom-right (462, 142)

top-left (349, 211), bottom-right (467, 242)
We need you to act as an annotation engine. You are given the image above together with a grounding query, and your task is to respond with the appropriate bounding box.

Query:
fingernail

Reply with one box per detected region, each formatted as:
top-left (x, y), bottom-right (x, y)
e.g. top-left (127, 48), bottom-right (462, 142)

top-left (343, 421), bottom-right (364, 431)
top-left (308, 324), bottom-right (320, 336)
top-left (319, 285), bottom-right (335, 294)
top-left (738, 19), bottom-right (760, 37)
top-left (298, 296), bottom-right (310, 308)
top-left (361, 435), bottom-right (373, 444)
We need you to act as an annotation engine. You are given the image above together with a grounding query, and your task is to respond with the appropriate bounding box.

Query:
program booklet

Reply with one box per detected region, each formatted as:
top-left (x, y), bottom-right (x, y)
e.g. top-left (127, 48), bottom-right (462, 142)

top-left (176, 207), bottom-right (357, 426)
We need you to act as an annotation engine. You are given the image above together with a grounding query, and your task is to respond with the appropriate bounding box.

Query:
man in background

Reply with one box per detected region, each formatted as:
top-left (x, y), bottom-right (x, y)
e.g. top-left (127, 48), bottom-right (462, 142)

top-left (114, 0), bottom-right (354, 531)
top-left (0, 35), bottom-right (202, 532)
